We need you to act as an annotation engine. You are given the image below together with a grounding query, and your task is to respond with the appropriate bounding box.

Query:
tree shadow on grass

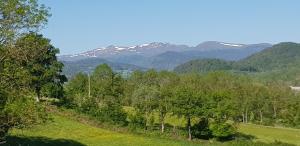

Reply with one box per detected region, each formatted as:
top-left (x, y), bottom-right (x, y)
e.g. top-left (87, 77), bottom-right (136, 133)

top-left (235, 132), bottom-right (256, 140)
top-left (3, 136), bottom-right (86, 146)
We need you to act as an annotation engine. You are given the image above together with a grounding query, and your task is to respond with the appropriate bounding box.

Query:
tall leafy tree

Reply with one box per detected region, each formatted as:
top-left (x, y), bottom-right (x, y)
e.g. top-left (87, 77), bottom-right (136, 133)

top-left (132, 85), bottom-right (160, 130)
top-left (64, 72), bottom-right (89, 107)
top-left (157, 71), bottom-right (178, 133)
top-left (89, 64), bottom-right (127, 125)
top-left (0, 0), bottom-right (50, 142)
top-left (13, 33), bottom-right (67, 101)
top-left (172, 74), bottom-right (204, 140)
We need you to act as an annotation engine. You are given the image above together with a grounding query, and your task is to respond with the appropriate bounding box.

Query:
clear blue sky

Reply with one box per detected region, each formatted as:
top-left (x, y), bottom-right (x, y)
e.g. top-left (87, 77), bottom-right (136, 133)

top-left (40, 0), bottom-right (300, 55)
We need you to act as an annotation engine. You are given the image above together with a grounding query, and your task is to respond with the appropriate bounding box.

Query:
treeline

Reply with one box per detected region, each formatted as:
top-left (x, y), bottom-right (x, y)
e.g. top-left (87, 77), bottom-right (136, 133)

top-left (0, 0), bottom-right (66, 143)
top-left (64, 64), bottom-right (300, 140)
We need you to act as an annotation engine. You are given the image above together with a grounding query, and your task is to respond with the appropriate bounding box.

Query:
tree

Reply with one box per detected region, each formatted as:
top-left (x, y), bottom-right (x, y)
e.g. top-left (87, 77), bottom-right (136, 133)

top-left (13, 33), bottom-right (67, 102)
top-left (91, 64), bottom-right (123, 99)
top-left (171, 74), bottom-right (204, 140)
top-left (87, 64), bottom-right (127, 125)
top-left (157, 71), bottom-right (178, 133)
top-left (0, 0), bottom-right (50, 143)
top-left (0, 0), bottom-right (50, 44)
top-left (132, 85), bottom-right (160, 130)
top-left (64, 72), bottom-right (89, 108)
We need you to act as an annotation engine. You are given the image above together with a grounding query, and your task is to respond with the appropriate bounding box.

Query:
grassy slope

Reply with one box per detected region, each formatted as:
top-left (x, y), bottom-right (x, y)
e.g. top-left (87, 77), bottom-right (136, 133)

top-left (6, 108), bottom-right (300, 146)
top-left (7, 115), bottom-right (203, 146)
top-left (238, 124), bottom-right (300, 145)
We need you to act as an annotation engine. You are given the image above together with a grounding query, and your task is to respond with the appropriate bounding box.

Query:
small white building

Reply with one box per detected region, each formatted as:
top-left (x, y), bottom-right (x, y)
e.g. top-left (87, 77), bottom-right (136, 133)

top-left (290, 86), bottom-right (300, 91)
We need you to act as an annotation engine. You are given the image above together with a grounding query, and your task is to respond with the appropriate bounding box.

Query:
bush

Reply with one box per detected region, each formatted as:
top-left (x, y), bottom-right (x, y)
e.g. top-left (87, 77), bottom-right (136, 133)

top-left (0, 90), bottom-right (8, 142)
top-left (128, 112), bottom-right (146, 130)
top-left (0, 91), bottom-right (9, 143)
top-left (4, 97), bottom-right (49, 129)
top-left (0, 96), bottom-right (48, 143)
top-left (191, 118), bottom-right (212, 139)
top-left (0, 112), bottom-right (8, 144)
top-left (209, 121), bottom-right (236, 140)
top-left (98, 104), bottom-right (128, 126)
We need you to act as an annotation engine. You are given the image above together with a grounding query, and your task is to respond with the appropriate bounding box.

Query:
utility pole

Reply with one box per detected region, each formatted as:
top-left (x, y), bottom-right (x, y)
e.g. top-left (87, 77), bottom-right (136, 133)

top-left (88, 73), bottom-right (91, 98)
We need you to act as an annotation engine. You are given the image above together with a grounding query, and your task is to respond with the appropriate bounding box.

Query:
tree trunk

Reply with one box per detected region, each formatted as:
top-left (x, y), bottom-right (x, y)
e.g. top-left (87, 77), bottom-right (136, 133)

top-left (273, 103), bottom-right (277, 118)
top-left (161, 122), bottom-right (165, 133)
top-left (242, 113), bottom-right (245, 123)
top-left (144, 112), bottom-right (148, 131)
top-left (173, 125), bottom-right (176, 135)
top-left (160, 112), bottom-right (165, 133)
top-left (35, 87), bottom-right (41, 102)
top-left (245, 108), bottom-right (248, 123)
top-left (187, 116), bottom-right (192, 141)
top-left (259, 110), bottom-right (263, 124)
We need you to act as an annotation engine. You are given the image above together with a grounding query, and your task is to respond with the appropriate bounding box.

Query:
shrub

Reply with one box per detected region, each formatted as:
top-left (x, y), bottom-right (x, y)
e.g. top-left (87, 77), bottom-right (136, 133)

top-left (0, 96), bottom-right (48, 143)
top-left (0, 90), bottom-right (8, 142)
top-left (209, 121), bottom-right (236, 140)
top-left (98, 103), bottom-right (128, 126)
top-left (191, 118), bottom-right (212, 139)
top-left (4, 97), bottom-right (49, 129)
top-left (128, 112), bottom-right (146, 130)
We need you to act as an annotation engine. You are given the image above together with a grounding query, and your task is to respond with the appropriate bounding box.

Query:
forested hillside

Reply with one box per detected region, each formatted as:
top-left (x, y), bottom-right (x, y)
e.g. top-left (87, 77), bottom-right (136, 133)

top-left (235, 42), bottom-right (300, 71)
top-left (174, 42), bottom-right (300, 84)
top-left (174, 59), bottom-right (233, 73)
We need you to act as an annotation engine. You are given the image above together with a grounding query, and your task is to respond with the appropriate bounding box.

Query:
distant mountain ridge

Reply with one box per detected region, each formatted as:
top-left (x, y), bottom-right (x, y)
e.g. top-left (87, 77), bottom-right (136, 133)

top-left (174, 42), bottom-right (300, 84)
top-left (59, 41), bottom-right (272, 77)
top-left (59, 42), bottom-right (189, 61)
top-left (60, 41), bottom-right (271, 61)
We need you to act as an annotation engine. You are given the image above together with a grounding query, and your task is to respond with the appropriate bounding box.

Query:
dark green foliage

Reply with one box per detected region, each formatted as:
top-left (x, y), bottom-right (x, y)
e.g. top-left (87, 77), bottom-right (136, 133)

top-left (191, 118), bottom-right (212, 139)
top-left (4, 97), bottom-right (49, 129)
top-left (41, 83), bottom-right (65, 99)
top-left (65, 64), bottom-right (128, 125)
top-left (132, 85), bottom-right (160, 129)
top-left (209, 122), bottom-right (236, 140)
top-left (0, 91), bottom-right (8, 143)
top-left (236, 42), bottom-right (300, 72)
top-left (174, 42), bottom-right (300, 84)
top-left (128, 112), bottom-right (147, 130)
top-left (64, 66), bottom-right (300, 142)
top-left (13, 33), bottom-right (67, 101)
top-left (0, 0), bottom-right (51, 142)
top-left (0, 0), bottom-right (50, 44)
top-left (89, 99), bottom-right (128, 126)
top-left (174, 58), bottom-right (233, 73)
top-left (64, 73), bottom-right (88, 108)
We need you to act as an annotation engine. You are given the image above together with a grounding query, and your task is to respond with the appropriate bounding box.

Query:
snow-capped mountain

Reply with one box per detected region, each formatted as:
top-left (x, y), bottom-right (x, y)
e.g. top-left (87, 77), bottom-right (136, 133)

top-left (60, 42), bottom-right (189, 61)
top-left (59, 41), bottom-right (272, 72)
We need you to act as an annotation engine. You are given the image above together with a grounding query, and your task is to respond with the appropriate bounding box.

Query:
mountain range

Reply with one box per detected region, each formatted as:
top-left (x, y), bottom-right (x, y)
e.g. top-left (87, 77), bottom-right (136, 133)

top-left (174, 42), bottom-right (300, 85)
top-left (59, 41), bottom-right (272, 77)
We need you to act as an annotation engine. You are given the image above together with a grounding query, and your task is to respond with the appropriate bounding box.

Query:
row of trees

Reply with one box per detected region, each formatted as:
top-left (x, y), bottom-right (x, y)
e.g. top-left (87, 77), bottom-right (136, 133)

top-left (65, 65), bottom-right (300, 140)
top-left (0, 0), bottom-right (65, 143)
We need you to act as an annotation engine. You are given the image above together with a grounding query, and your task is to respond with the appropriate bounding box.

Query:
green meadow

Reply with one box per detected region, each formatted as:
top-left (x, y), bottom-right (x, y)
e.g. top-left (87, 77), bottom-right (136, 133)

top-left (6, 109), bottom-right (300, 146)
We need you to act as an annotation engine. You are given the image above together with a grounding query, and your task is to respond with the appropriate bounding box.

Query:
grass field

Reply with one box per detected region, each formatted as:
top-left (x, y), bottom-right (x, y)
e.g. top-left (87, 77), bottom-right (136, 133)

top-left (7, 115), bottom-right (205, 146)
top-left (238, 124), bottom-right (300, 145)
top-left (5, 108), bottom-right (300, 146)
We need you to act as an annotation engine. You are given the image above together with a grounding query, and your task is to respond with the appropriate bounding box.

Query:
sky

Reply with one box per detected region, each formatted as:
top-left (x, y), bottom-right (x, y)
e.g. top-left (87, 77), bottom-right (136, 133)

top-left (40, 0), bottom-right (300, 55)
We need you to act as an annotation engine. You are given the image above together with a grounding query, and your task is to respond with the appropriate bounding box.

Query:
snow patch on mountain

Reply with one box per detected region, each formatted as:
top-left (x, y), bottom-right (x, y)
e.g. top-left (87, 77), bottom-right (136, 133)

top-left (115, 47), bottom-right (126, 50)
top-left (220, 42), bottom-right (244, 47)
top-left (129, 46), bottom-right (137, 49)
top-left (139, 44), bottom-right (150, 47)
